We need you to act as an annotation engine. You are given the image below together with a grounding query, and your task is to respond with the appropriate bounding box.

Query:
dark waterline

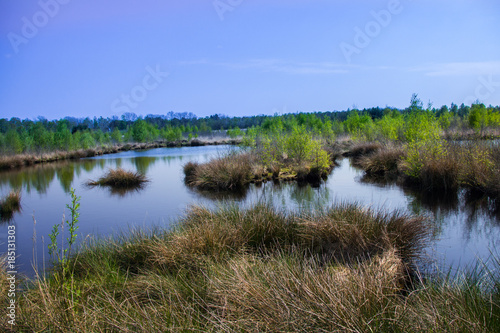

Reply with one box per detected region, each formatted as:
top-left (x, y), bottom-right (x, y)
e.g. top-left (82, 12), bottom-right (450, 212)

top-left (1, 145), bottom-right (499, 278)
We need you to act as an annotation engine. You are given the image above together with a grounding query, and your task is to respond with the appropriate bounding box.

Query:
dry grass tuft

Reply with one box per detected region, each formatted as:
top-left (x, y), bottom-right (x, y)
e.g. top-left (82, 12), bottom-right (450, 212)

top-left (86, 168), bottom-right (149, 189)
top-left (0, 190), bottom-right (21, 221)
top-left (205, 249), bottom-right (404, 332)
top-left (183, 153), bottom-right (253, 191)
top-left (358, 146), bottom-right (405, 176)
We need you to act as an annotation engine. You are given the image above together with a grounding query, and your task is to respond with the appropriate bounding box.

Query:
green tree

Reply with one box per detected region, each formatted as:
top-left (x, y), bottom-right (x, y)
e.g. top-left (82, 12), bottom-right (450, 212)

top-left (468, 103), bottom-right (488, 135)
top-left (54, 121), bottom-right (72, 150)
top-left (5, 129), bottom-right (23, 153)
top-left (132, 119), bottom-right (149, 142)
top-left (111, 127), bottom-right (122, 143)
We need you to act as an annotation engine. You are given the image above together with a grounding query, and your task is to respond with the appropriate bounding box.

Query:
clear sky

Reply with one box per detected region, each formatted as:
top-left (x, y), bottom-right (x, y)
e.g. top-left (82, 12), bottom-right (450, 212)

top-left (1, 0), bottom-right (499, 120)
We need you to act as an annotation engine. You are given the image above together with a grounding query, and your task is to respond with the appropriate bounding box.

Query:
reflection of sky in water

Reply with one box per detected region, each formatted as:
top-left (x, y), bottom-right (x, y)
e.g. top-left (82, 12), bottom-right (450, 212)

top-left (0, 146), bottom-right (499, 277)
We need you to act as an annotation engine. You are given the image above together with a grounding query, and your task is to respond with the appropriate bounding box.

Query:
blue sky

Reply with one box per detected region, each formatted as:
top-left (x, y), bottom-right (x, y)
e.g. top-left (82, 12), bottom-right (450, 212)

top-left (1, 0), bottom-right (500, 120)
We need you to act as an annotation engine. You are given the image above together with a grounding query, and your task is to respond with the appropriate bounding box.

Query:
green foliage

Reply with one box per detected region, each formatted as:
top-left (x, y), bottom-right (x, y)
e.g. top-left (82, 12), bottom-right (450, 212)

top-left (79, 131), bottom-right (96, 149)
top-left (253, 126), bottom-right (331, 175)
top-left (402, 97), bottom-right (446, 178)
top-left (132, 119), bottom-right (149, 142)
top-left (1, 95), bottom-right (500, 156)
top-left (227, 126), bottom-right (242, 138)
top-left (161, 126), bottom-right (182, 142)
top-left (344, 111), bottom-right (375, 140)
top-left (469, 103), bottom-right (488, 134)
top-left (375, 112), bottom-right (404, 141)
top-left (54, 121), bottom-right (72, 150)
top-left (5, 129), bottom-right (23, 154)
top-left (48, 188), bottom-right (81, 275)
top-left (110, 127), bottom-right (122, 143)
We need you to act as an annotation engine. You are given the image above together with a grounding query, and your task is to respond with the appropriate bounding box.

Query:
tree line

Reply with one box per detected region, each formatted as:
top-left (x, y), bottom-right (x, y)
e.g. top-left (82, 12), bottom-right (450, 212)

top-left (1, 97), bottom-right (499, 154)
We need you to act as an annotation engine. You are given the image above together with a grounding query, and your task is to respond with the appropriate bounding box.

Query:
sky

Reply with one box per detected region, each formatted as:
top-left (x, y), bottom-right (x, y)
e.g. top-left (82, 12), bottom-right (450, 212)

top-left (1, 0), bottom-right (500, 120)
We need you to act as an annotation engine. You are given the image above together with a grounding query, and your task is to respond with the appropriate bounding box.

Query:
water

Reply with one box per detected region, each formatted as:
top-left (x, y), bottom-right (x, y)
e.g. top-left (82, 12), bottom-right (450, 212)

top-left (1, 145), bottom-right (499, 277)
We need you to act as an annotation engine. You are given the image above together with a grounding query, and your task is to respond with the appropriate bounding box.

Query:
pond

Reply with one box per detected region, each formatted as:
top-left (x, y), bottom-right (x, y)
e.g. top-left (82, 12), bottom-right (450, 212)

top-left (1, 145), bottom-right (499, 278)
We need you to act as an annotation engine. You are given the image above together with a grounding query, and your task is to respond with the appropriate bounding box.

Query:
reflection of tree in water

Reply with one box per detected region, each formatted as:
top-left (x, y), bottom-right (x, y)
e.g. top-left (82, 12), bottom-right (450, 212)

top-left (56, 164), bottom-right (75, 193)
top-left (161, 155), bottom-right (183, 167)
top-left (0, 159), bottom-right (104, 195)
top-left (289, 183), bottom-right (332, 211)
top-left (11, 167), bottom-right (55, 194)
top-left (360, 172), bottom-right (500, 245)
top-left (114, 158), bottom-right (123, 169)
top-left (405, 187), bottom-right (460, 217)
top-left (133, 157), bottom-right (157, 175)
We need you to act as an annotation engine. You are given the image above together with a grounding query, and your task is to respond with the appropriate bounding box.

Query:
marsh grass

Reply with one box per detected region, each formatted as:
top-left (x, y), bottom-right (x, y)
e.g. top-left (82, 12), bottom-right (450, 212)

top-left (183, 152), bottom-right (253, 191)
top-left (86, 168), bottom-right (149, 191)
top-left (358, 146), bottom-right (405, 177)
top-left (358, 141), bottom-right (500, 202)
top-left (2, 203), bottom-right (500, 332)
top-left (0, 190), bottom-right (21, 221)
top-left (343, 142), bottom-right (383, 159)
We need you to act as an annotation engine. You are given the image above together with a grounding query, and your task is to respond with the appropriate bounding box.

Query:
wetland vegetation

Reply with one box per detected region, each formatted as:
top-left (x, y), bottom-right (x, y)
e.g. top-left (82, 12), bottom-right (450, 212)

top-left (2, 95), bottom-right (500, 331)
top-left (86, 168), bottom-right (150, 190)
top-left (0, 190), bottom-right (21, 222)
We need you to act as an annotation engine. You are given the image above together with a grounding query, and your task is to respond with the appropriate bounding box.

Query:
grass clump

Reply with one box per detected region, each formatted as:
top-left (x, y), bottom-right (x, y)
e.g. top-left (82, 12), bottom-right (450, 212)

top-left (86, 168), bottom-right (149, 189)
top-left (0, 190), bottom-right (21, 221)
top-left (358, 145), bottom-right (405, 176)
top-left (183, 153), bottom-right (253, 191)
top-left (3, 203), bottom-right (500, 332)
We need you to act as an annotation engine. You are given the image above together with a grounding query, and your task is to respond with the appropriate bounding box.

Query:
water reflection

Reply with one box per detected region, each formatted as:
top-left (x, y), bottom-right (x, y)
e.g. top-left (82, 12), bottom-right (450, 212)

top-left (0, 147), bottom-right (499, 277)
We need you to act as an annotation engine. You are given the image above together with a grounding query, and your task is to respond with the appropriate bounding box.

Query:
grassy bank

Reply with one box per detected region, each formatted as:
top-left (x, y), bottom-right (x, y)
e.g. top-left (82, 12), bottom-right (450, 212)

top-left (0, 138), bottom-right (241, 173)
top-left (349, 141), bottom-right (500, 203)
top-left (2, 202), bottom-right (499, 331)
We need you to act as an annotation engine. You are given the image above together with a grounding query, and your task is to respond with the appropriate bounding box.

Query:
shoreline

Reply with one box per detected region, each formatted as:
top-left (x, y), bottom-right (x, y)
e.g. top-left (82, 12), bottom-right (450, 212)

top-left (0, 137), bottom-right (241, 172)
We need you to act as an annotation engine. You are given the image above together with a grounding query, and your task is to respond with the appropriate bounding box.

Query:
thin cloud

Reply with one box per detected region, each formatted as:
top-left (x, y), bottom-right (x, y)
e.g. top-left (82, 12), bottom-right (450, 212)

top-left (180, 58), bottom-right (353, 75)
top-left (413, 61), bottom-right (500, 76)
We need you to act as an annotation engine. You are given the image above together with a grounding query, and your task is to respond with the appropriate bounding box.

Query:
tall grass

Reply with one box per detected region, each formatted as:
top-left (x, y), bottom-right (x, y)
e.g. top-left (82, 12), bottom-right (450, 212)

top-left (0, 203), bottom-right (450, 332)
top-left (358, 146), bottom-right (405, 176)
top-left (183, 153), bottom-right (254, 191)
top-left (2, 203), bottom-right (499, 332)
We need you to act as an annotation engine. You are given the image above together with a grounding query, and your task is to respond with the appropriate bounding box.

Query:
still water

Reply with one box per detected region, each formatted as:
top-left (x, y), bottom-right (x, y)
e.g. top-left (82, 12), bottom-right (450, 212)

top-left (1, 145), bottom-right (499, 277)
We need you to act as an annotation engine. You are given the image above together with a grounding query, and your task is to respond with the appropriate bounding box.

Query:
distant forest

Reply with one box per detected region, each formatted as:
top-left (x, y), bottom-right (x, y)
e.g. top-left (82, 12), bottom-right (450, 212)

top-left (1, 97), bottom-right (500, 154)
